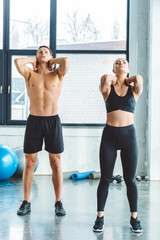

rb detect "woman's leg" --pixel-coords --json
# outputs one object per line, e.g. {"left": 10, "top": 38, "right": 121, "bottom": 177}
{"left": 120, "top": 126, "right": 143, "bottom": 233}
{"left": 120, "top": 126, "right": 138, "bottom": 216}
{"left": 97, "top": 127, "right": 117, "bottom": 217}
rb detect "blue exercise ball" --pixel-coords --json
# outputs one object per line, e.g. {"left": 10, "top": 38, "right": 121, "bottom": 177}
{"left": 13, "top": 146, "right": 39, "bottom": 178}
{"left": 0, "top": 144, "right": 18, "bottom": 180}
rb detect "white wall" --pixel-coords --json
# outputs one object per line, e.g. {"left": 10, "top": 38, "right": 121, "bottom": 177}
{"left": 149, "top": 0, "right": 160, "bottom": 180}
{"left": 129, "top": 0, "right": 149, "bottom": 176}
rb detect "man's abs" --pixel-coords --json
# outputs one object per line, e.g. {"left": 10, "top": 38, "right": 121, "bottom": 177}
{"left": 29, "top": 99, "right": 58, "bottom": 116}
{"left": 27, "top": 82, "right": 61, "bottom": 116}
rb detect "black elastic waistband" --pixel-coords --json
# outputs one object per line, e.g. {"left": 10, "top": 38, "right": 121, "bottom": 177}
{"left": 29, "top": 114, "right": 59, "bottom": 120}
{"left": 105, "top": 124, "right": 134, "bottom": 130}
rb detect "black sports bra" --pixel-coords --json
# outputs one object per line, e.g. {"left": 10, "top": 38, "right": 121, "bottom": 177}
{"left": 105, "top": 85, "right": 136, "bottom": 113}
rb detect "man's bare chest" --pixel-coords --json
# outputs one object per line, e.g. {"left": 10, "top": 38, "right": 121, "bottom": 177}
{"left": 27, "top": 75, "right": 60, "bottom": 92}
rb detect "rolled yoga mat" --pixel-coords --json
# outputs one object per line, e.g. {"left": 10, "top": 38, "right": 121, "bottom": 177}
{"left": 63, "top": 171, "right": 79, "bottom": 180}
{"left": 89, "top": 172, "right": 101, "bottom": 180}
{"left": 71, "top": 171, "right": 95, "bottom": 180}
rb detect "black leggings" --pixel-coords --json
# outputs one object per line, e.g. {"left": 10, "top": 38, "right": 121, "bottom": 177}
{"left": 97, "top": 124, "right": 138, "bottom": 212}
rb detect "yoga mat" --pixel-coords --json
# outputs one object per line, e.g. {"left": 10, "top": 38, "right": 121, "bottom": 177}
{"left": 71, "top": 171, "right": 95, "bottom": 180}
{"left": 63, "top": 171, "right": 79, "bottom": 180}
{"left": 89, "top": 172, "right": 101, "bottom": 180}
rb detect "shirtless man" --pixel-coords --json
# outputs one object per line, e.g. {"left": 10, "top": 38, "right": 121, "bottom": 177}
{"left": 14, "top": 46, "right": 69, "bottom": 216}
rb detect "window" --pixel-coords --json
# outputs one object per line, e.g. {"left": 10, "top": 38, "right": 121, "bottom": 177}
{"left": 58, "top": 53, "right": 126, "bottom": 124}
{"left": 10, "top": 0, "right": 50, "bottom": 49}
{"left": 0, "top": 0, "right": 129, "bottom": 125}
{"left": 57, "top": 0, "right": 127, "bottom": 51}
{"left": 3, "top": 0, "right": 54, "bottom": 124}
{"left": 11, "top": 56, "right": 30, "bottom": 120}
{"left": 56, "top": 0, "right": 129, "bottom": 124}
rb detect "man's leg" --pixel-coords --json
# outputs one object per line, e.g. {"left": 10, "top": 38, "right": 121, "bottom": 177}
{"left": 17, "top": 152, "right": 38, "bottom": 216}
{"left": 23, "top": 153, "right": 38, "bottom": 202}
{"left": 49, "top": 153, "right": 63, "bottom": 202}
{"left": 49, "top": 152, "right": 65, "bottom": 216}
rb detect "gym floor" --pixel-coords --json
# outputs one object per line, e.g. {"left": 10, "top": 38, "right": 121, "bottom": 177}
{"left": 0, "top": 176, "right": 159, "bottom": 240}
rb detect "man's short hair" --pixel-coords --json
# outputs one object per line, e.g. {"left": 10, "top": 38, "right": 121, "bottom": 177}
{"left": 36, "top": 45, "right": 53, "bottom": 55}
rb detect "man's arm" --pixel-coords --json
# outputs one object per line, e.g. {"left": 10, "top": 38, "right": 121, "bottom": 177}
{"left": 49, "top": 57, "right": 70, "bottom": 78}
{"left": 125, "top": 75, "right": 143, "bottom": 96}
{"left": 14, "top": 57, "right": 36, "bottom": 79}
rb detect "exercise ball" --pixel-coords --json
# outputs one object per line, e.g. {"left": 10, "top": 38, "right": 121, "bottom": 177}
{"left": 0, "top": 144, "right": 18, "bottom": 180}
{"left": 13, "top": 146, "right": 39, "bottom": 178}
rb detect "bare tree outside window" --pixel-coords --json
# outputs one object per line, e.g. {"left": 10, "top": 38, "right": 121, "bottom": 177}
{"left": 65, "top": 10, "right": 99, "bottom": 43}
{"left": 10, "top": 0, "right": 50, "bottom": 49}
{"left": 28, "top": 18, "right": 49, "bottom": 45}
{"left": 10, "top": 21, "right": 28, "bottom": 48}
{"left": 10, "top": 17, "right": 49, "bottom": 49}
{"left": 112, "top": 20, "right": 126, "bottom": 40}
{"left": 112, "top": 20, "right": 120, "bottom": 40}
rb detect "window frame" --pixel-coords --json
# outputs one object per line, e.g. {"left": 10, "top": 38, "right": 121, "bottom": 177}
{"left": 0, "top": 0, "right": 130, "bottom": 126}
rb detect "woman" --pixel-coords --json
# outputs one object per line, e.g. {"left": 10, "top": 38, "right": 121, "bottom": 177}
{"left": 93, "top": 58, "right": 143, "bottom": 233}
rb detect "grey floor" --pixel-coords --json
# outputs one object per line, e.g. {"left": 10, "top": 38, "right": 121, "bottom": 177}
{"left": 0, "top": 176, "right": 160, "bottom": 240}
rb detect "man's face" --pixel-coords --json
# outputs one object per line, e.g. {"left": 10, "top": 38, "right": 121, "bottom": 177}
{"left": 37, "top": 47, "right": 52, "bottom": 63}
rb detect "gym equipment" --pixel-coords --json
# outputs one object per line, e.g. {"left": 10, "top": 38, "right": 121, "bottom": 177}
{"left": 89, "top": 173, "right": 123, "bottom": 182}
{"left": 89, "top": 172, "right": 101, "bottom": 180}
{"left": 144, "top": 176, "right": 149, "bottom": 181}
{"left": 13, "top": 146, "right": 39, "bottom": 178}
{"left": 63, "top": 171, "right": 79, "bottom": 180}
{"left": 135, "top": 176, "right": 142, "bottom": 181}
{"left": 141, "top": 176, "right": 150, "bottom": 181}
{"left": 0, "top": 144, "right": 18, "bottom": 180}
{"left": 71, "top": 171, "right": 95, "bottom": 180}
{"left": 112, "top": 175, "right": 123, "bottom": 183}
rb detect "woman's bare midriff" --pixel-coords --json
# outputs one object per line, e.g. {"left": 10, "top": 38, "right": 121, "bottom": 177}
{"left": 106, "top": 110, "right": 134, "bottom": 127}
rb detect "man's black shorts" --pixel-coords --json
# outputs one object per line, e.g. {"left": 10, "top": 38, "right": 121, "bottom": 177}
{"left": 24, "top": 115, "right": 64, "bottom": 154}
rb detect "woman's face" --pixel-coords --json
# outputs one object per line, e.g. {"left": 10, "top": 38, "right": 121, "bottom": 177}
{"left": 113, "top": 58, "right": 129, "bottom": 75}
